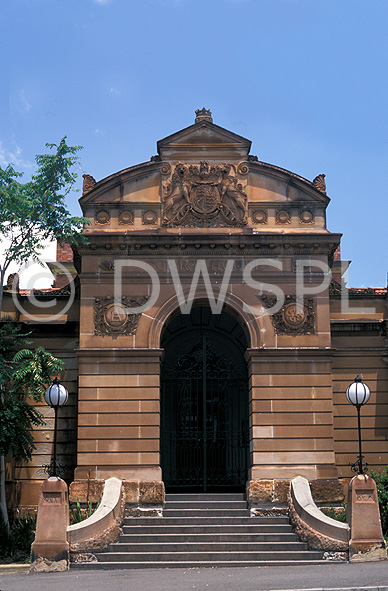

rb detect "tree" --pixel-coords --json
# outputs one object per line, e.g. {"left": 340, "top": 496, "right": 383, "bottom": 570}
{"left": 0, "top": 137, "right": 88, "bottom": 312}
{"left": 0, "top": 138, "right": 89, "bottom": 525}
{"left": 0, "top": 325, "right": 64, "bottom": 525}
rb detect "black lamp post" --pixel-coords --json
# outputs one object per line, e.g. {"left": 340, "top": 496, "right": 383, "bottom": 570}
{"left": 44, "top": 377, "right": 68, "bottom": 477}
{"left": 346, "top": 375, "right": 371, "bottom": 475}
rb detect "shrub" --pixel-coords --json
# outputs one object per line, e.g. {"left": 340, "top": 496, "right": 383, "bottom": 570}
{"left": 69, "top": 500, "right": 100, "bottom": 524}
{"left": 322, "top": 503, "right": 347, "bottom": 523}
{"left": 371, "top": 466, "right": 388, "bottom": 537}
{"left": 0, "top": 513, "right": 36, "bottom": 563}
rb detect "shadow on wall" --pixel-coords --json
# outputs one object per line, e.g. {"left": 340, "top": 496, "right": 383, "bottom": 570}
{"left": 375, "top": 367, "right": 388, "bottom": 439}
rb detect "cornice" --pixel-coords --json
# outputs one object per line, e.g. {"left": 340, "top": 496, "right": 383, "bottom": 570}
{"left": 75, "top": 232, "right": 341, "bottom": 257}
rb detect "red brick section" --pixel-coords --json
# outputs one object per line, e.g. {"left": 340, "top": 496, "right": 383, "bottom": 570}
{"left": 333, "top": 245, "right": 341, "bottom": 261}
{"left": 57, "top": 242, "right": 73, "bottom": 263}
{"left": 54, "top": 242, "right": 75, "bottom": 288}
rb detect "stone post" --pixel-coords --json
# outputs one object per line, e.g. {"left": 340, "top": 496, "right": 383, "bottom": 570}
{"left": 348, "top": 474, "right": 387, "bottom": 562}
{"left": 30, "top": 477, "right": 69, "bottom": 572}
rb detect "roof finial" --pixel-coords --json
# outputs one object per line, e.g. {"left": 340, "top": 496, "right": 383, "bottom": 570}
{"left": 195, "top": 107, "right": 213, "bottom": 124}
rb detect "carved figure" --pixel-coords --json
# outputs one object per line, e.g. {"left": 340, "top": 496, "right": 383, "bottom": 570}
{"left": 220, "top": 169, "right": 247, "bottom": 223}
{"left": 162, "top": 163, "right": 190, "bottom": 223}
{"left": 312, "top": 174, "right": 326, "bottom": 194}
{"left": 82, "top": 174, "right": 96, "bottom": 194}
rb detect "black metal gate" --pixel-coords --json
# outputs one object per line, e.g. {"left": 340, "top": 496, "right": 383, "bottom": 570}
{"left": 161, "top": 332, "right": 248, "bottom": 491}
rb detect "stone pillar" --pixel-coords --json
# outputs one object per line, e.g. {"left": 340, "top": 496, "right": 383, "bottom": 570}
{"left": 348, "top": 474, "right": 387, "bottom": 562}
{"left": 247, "top": 348, "right": 338, "bottom": 482}
{"left": 75, "top": 348, "right": 163, "bottom": 481}
{"left": 30, "top": 477, "right": 69, "bottom": 572}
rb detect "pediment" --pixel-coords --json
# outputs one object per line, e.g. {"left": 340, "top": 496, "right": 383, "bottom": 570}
{"left": 157, "top": 121, "right": 251, "bottom": 161}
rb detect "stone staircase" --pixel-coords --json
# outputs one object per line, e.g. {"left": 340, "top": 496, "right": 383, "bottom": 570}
{"left": 72, "top": 493, "right": 328, "bottom": 569}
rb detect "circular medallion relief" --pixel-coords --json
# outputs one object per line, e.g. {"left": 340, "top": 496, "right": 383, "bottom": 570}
{"left": 276, "top": 210, "right": 290, "bottom": 224}
{"left": 252, "top": 209, "right": 267, "bottom": 224}
{"left": 142, "top": 210, "right": 157, "bottom": 224}
{"left": 104, "top": 303, "right": 128, "bottom": 329}
{"left": 300, "top": 210, "right": 314, "bottom": 224}
{"left": 119, "top": 210, "right": 134, "bottom": 225}
{"left": 95, "top": 210, "right": 110, "bottom": 225}
{"left": 283, "top": 302, "right": 306, "bottom": 328}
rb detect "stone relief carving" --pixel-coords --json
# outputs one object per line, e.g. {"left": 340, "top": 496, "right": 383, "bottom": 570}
{"left": 252, "top": 209, "right": 267, "bottom": 224}
{"left": 82, "top": 174, "right": 96, "bottom": 194}
{"left": 5, "top": 273, "right": 20, "bottom": 291}
{"left": 276, "top": 210, "right": 291, "bottom": 224}
{"left": 162, "top": 161, "right": 247, "bottom": 228}
{"left": 261, "top": 294, "right": 315, "bottom": 335}
{"left": 300, "top": 210, "right": 314, "bottom": 224}
{"left": 100, "top": 260, "right": 115, "bottom": 271}
{"left": 142, "top": 210, "right": 158, "bottom": 225}
{"left": 119, "top": 210, "right": 134, "bottom": 225}
{"left": 94, "top": 296, "right": 148, "bottom": 338}
{"left": 313, "top": 174, "right": 326, "bottom": 194}
{"left": 95, "top": 210, "right": 110, "bottom": 225}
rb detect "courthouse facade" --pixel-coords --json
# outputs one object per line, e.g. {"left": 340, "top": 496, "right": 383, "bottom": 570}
{"left": 2, "top": 109, "right": 388, "bottom": 509}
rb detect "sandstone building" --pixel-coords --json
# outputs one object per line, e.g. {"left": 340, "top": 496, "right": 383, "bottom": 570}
{"left": 2, "top": 109, "right": 387, "bottom": 510}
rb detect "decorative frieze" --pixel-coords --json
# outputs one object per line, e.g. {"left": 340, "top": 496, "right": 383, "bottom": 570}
{"left": 94, "top": 296, "right": 148, "bottom": 338}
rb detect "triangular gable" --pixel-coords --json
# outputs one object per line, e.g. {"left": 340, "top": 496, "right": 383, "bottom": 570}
{"left": 157, "top": 120, "right": 252, "bottom": 161}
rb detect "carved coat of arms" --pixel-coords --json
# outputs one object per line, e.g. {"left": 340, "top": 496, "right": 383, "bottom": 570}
{"left": 162, "top": 161, "right": 247, "bottom": 227}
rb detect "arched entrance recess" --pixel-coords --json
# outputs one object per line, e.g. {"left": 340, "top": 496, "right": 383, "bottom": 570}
{"left": 160, "top": 305, "right": 249, "bottom": 492}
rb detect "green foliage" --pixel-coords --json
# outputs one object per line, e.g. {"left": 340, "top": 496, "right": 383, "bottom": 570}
{"left": 322, "top": 503, "right": 347, "bottom": 523}
{"left": 371, "top": 466, "right": 388, "bottom": 536}
{"left": 0, "top": 322, "right": 64, "bottom": 461}
{"left": 0, "top": 137, "right": 88, "bottom": 271}
{"left": 69, "top": 500, "right": 100, "bottom": 524}
{"left": 0, "top": 512, "right": 36, "bottom": 563}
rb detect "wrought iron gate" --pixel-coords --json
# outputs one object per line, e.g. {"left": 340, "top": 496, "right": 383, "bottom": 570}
{"left": 161, "top": 334, "right": 248, "bottom": 491}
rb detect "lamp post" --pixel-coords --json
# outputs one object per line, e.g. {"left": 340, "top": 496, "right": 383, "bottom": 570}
{"left": 346, "top": 375, "right": 370, "bottom": 475}
{"left": 44, "top": 377, "right": 68, "bottom": 477}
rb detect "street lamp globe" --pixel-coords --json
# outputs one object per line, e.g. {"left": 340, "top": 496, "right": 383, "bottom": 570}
{"left": 346, "top": 375, "right": 370, "bottom": 407}
{"left": 44, "top": 377, "right": 68, "bottom": 408}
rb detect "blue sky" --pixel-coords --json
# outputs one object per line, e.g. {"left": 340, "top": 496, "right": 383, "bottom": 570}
{"left": 1, "top": 0, "right": 387, "bottom": 287}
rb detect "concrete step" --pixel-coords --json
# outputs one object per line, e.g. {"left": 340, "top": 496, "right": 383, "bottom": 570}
{"left": 94, "top": 550, "right": 325, "bottom": 562}
{"left": 118, "top": 532, "right": 298, "bottom": 543}
{"left": 123, "top": 516, "right": 289, "bottom": 526}
{"left": 109, "top": 542, "right": 309, "bottom": 552}
{"left": 72, "top": 494, "right": 324, "bottom": 570}
{"left": 165, "top": 500, "right": 248, "bottom": 510}
{"left": 121, "top": 523, "right": 293, "bottom": 534}
{"left": 165, "top": 493, "right": 246, "bottom": 501}
{"left": 71, "top": 559, "right": 331, "bottom": 570}
{"left": 162, "top": 508, "right": 250, "bottom": 517}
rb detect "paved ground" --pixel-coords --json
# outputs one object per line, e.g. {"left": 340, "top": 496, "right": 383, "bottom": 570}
{"left": 1, "top": 562, "right": 388, "bottom": 591}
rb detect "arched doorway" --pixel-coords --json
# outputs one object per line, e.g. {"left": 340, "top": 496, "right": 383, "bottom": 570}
{"left": 160, "top": 306, "right": 249, "bottom": 491}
